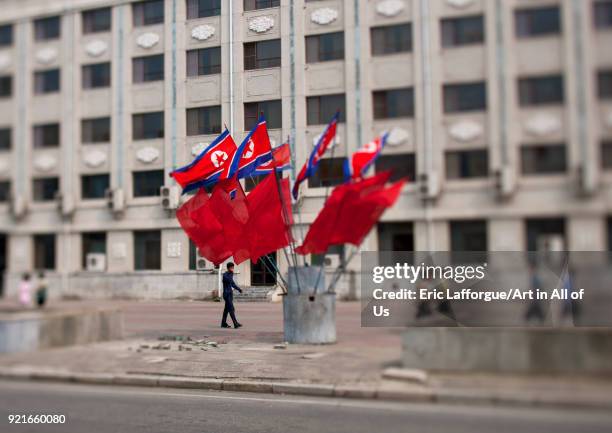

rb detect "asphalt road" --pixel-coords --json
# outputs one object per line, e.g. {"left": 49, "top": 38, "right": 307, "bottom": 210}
{"left": 1, "top": 380, "right": 612, "bottom": 433}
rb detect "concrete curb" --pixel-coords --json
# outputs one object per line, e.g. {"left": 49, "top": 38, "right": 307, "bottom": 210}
{"left": 0, "top": 367, "right": 610, "bottom": 410}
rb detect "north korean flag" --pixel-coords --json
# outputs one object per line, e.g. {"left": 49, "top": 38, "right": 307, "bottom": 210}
{"left": 292, "top": 111, "right": 339, "bottom": 199}
{"left": 343, "top": 133, "right": 388, "bottom": 181}
{"left": 236, "top": 117, "right": 273, "bottom": 180}
{"left": 252, "top": 142, "right": 291, "bottom": 176}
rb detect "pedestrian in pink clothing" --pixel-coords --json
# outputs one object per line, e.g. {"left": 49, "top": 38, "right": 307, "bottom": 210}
{"left": 19, "top": 273, "right": 32, "bottom": 308}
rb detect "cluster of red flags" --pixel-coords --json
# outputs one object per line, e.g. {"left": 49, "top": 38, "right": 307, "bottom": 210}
{"left": 296, "top": 171, "right": 406, "bottom": 255}
{"left": 177, "top": 173, "right": 293, "bottom": 266}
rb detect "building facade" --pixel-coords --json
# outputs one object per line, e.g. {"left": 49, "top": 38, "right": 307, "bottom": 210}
{"left": 0, "top": 0, "right": 611, "bottom": 299}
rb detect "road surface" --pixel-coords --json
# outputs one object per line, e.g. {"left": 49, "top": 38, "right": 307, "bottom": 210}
{"left": 1, "top": 380, "right": 612, "bottom": 433}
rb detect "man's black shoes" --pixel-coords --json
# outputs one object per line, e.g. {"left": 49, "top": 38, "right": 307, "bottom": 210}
{"left": 234, "top": 323, "right": 243, "bottom": 329}
{"left": 221, "top": 323, "right": 231, "bottom": 328}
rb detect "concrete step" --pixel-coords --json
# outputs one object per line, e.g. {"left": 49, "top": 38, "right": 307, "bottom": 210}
{"left": 234, "top": 287, "right": 273, "bottom": 302}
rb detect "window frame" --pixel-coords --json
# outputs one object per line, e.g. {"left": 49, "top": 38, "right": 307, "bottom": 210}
{"left": 305, "top": 31, "right": 345, "bottom": 63}
{"left": 81, "top": 173, "right": 110, "bottom": 200}
{"left": 186, "top": 0, "right": 221, "bottom": 19}
{"left": 132, "top": 0, "right": 165, "bottom": 27}
{"left": 82, "top": 7, "right": 112, "bottom": 34}
{"left": 370, "top": 23, "right": 412, "bottom": 56}
{"left": 34, "top": 16, "right": 61, "bottom": 41}
{"left": 520, "top": 144, "right": 567, "bottom": 175}
{"left": 443, "top": 81, "right": 487, "bottom": 113}
{"left": 186, "top": 47, "right": 221, "bottom": 77}
{"left": 244, "top": 99, "right": 282, "bottom": 130}
{"left": 244, "top": 39, "right": 281, "bottom": 70}
{"left": 32, "top": 177, "right": 59, "bottom": 202}
{"left": 82, "top": 62, "right": 111, "bottom": 89}
{"left": 186, "top": 106, "right": 222, "bottom": 136}
{"left": 440, "top": 14, "right": 485, "bottom": 47}
{"left": 132, "top": 112, "right": 164, "bottom": 140}
{"left": 34, "top": 69, "right": 60, "bottom": 94}
{"left": 373, "top": 87, "right": 414, "bottom": 119}
{"left": 133, "top": 54, "right": 165, "bottom": 83}
{"left": 132, "top": 169, "right": 165, "bottom": 198}
{"left": 306, "top": 94, "right": 346, "bottom": 125}
{"left": 134, "top": 230, "right": 162, "bottom": 271}
{"left": 445, "top": 149, "right": 489, "bottom": 180}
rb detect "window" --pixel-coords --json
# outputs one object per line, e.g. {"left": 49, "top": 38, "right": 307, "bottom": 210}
{"left": 244, "top": 99, "right": 282, "bottom": 130}
{"left": 33, "top": 177, "right": 59, "bottom": 202}
{"left": 133, "top": 0, "right": 164, "bottom": 27}
{"left": 133, "top": 170, "right": 164, "bottom": 197}
{"left": 244, "top": 39, "right": 281, "bottom": 70}
{"left": 33, "top": 124, "right": 60, "bottom": 148}
{"left": 133, "top": 112, "right": 164, "bottom": 140}
{"left": 525, "top": 218, "right": 565, "bottom": 251}
{"left": 82, "top": 232, "right": 106, "bottom": 269}
{"left": 82, "top": 8, "right": 111, "bottom": 34}
{"left": 82, "top": 62, "right": 111, "bottom": 89}
{"left": 82, "top": 117, "right": 110, "bottom": 144}
{"left": 0, "top": 76, "right": 12, "bottom": 97}
{"left": 186, "top": 106, "right": 221, "bottom": 135}
{"left": 518, "top": 75, "right": 564, "bottom": 106}
{"left": 445, "top": 150, "right": 488, "bottom": 179}
{"left": 371, "top": 23, "right": 412, "bottom": 55}
{"left": 520, "top": 144, "right": 566, "bottom": 175}
{"left": 378, "top": 223, "right": 414, "bottom": 252}
{"left": 244, "top": 0, "right": 280, "bottom": 12}
{"left": 251, "top": 253, "right": 277, "bottom": 286}
{"left": 134, "top": 230, "right": 161, "bottom": 270}
{"left": 187, "top": 0, "right": 221, "bottom": 19}
{"left": 598, "top": 70, "right": 612, "bottom": 99}
{"left": 133, "top": 55, "right": 164, "bottom": 83}
{"left": 34, "top": 234, "right": 56, "bottom": 270}
{"left": 0, "top": 181, "right": 10, "bottom": 202}
{"left": 187, "top": 47, "right": 221, "bottom": 76}
{"left": 515, "top": 6, "right": 561, "bottom": 38}
{"left": 245, "top": 174, "right": 266, "bottom": 192}
{"left": 34, "top": 69, "right": 60, "bottom": 94}
{"left": 443, "top": 82, "right": 487, "bottom": 113}
{"left": 450, "top": 220, "right": 488, "bottom": 251}
{"left": 441, "top": 15, "right": 484, "bottom": 47}
{"left": 81, "top": 174, "right": 109, "bottom": 200}
{"left": 375, "top": 153, "right": 416, "bottom": 182}
{"left": 0, "top": 128, "right": 10, "bottom": 150}
{"left": 308, "top": 157, "right": 345, "bottom": 188}
{"left": 602, "top": 141, "right": 612, "bottom": 170}
{"left": 306, "top": 32, "right": 344, "bottom": 63}
{"left": 34, "top": 16, "right": 61, "bottom": 41}
{"left": 373, "top": 88, "right": 414, "bottom": 119}
{"left": 594, "top": 1, "right": 612, "bottom": 29}
{"left": 0, "top": 24, "right": 13, "bottom": 46}
{"left": 306, "top": 94, "right": 346, "bottom": 125}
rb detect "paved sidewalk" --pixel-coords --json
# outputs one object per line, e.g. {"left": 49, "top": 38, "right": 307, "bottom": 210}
{"left": 1, "top": 300, "right": 611, "bottom": 409}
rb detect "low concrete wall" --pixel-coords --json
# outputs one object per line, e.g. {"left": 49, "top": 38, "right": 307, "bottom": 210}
{"left": 403, "top": 328, "right": 612, "bottom": 374}
{"left": 0, "top": 307, "right": 123, "bottom": 353}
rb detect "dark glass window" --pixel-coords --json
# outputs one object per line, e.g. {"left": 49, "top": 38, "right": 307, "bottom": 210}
{"left": 81, "top": 174, "right": 109, "bottom": 200}
{"left": 82, "top": 8, "right": 111, "bottom": 34}
{"left": 594, "top": 1, "right": 612, "bottom": 29}
{"left": 446, "top": 150, "right": 488, "bottom": 179}
{"left": 515, "top": 6, "right": 561, "bottom": 38}
{"left": 187, "top": 0, "right": 221, "bottom": 19}
{"left": 33, "top": 124, "right": 60, "bottom": 148}
{"left": 133, "top": 0, "right": 164, "bottom": 27}
{"left": 34, "top": 16, "right": 61, "bottom": 41}
{"left": 375, "top": 153, "right": 416, "bottom": 182}
{"left": 82, "top": 62, "right": 111, "bottom": 89}
{"left": 133, "top": 55, "right": 164, "bottom": 83}
{"left": 34, "top": 234, "right": 56, "bottom": 270}
{"left": 373, "top": 88, "right": 414, "bottom": 119}
{"left": 33, "top": 177, "right": 59, "bottom": 201}
{"left": 133, "top": 170, "right": 164, "bottom": 197}
{"left": 244, "top": 39, "right": 281, "bottom": 70}
{"left": 82, "top": 232, "right": 106, "bottom": 269}
{"left": 520, "top": 144, "right": 567, "bottom": 175}
{"left": 306, "top": 32, "right": 344, "bottom": 63}
{"left": 244, "top": 0, "right": 280, "bottom": 12}
{"left": 526, "top": 218, "right": 565, "bottom": 251}
{"left": 82, "top": 117, "right": 110, "bottom": 144}
{"left": 245, "top": 174, "right": 266, "bottom": 192}
{"left": 34, "top": 69, "right": 60, "bottom": 94}
{"left": 134, "top": 230, "right": 161, "bottom": 270}
{"left": 0, "top": 128, "right": 10, "bottom": 150}
{"left": 441, "top": 15, "right": 484, "bottom": 47}
{"left": 186, "top": 106, "right": 222, "bottom": 135}
{"left": 308, "top": 157, "right": 345, "bottom": 188}
{"left": 450, "top": 220, "right": 488, "bottom": 251}
{"left": 598, "top": 70, "right": 612, "bottom": 99}
{"left": 371, "top": 23, "right": 412, "bottom": 55}
{"left": 244, "top": 99, "right": 282, "bottom": 130}
{"left": 133, "top": 112, "right": 164, "bottom": 140}
{"left": 187, "top": 47, "right": 221, "bottom": 76}
{"left": 518, "top": 75, "right": 564, "bottom": 106}
{"left": 0, "top": 24, "right": 13, "bottom": 46}
{"left": 377, "top": 223, "right": 414, "bottom": 256}
{"left": 0, "top": 181, "right": 10, "bottom": 202}
{"left": 601, "top": 141, "right": 612, "bottom": 170}
{"left": 306, "top": 94, "right": 346, "bottom": 125}
{"left": 443, "top": 82, "right": 487, "bottom": 113}
{"left": 0, "top": 76, "right": 11, "bottom": 97}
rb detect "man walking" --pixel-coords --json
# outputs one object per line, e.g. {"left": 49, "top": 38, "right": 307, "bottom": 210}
{"left": 221, "top": 262, "right": 243, "bottom": 328}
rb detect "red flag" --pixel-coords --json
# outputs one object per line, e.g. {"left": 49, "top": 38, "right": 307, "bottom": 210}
{"left": 246, "top": 173, "right": 293, "bottom": 263}
{"left": 344, "top": 134, "right": 387, "bottom": 180}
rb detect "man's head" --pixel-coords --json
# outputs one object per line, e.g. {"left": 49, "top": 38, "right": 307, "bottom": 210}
{"left": 227, "top": 262, "right": 235, "bottom": 273}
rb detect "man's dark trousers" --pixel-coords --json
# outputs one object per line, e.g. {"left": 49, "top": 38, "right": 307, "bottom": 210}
{"left": 222, "top": 291, "right": 239, "bottom": 327}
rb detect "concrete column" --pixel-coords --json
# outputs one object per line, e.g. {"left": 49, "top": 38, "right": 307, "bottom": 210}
{"left": 568, "top": 215, "right": 606, "bottom": 251}
{"left": 161, "top": 228, "right": 189, "bottom": 272}
{"left": 489, "top": 218, "right": 524, "bottom": 251}
{"left": 106, "top": 230, "right": 132, "bottom": 272}
{"left": 414, "top": 220, "right": 449, "bottom": 251}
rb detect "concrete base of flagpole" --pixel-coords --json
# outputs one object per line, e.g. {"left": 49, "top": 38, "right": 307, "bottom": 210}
{"left": 283, "top": 266, "right": 336, "bottom": 344}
